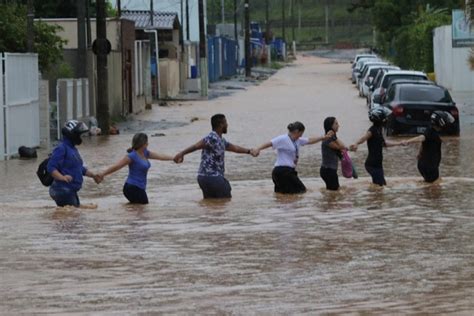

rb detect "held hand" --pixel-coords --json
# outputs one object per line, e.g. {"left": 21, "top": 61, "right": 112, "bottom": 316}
{"left": 62, "top": 175, "right": 73, "bottom": 183}
{"left": 324, "top": 130, "right": 335, "bottom": 139}
{"left": 401, "top": 140, "right": 408, "bottom": 146}
{"left": 349, "top": 144, "right": 358, "bottom": 152}
{"left": 250, "top": 148, "right": 259, "bottom": 157}
{"left": 93, "top": 173, "right": 104, "bottom": 184}
{"left": 173, "top": 153, "right": 184, "bottom": 164}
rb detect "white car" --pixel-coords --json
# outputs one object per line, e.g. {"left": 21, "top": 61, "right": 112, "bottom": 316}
{"left": 352, "top": 57, "right": 381, "bottom": 84}
{"left": 351, "top": 54, "right": 378, "bottom": 68}
{"left": 356, "top": 61, "right": 389, "bottom": 91}
{"left": 359, "top": 65, "right": 400, "bottom": 97}
{"left": 370, "top": 70, "right": 428, "bottom": 108}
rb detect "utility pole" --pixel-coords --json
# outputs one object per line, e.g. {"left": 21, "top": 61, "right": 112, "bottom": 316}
{"left": 198, "top": 0, "right": 208, "bottom": 96}
{"left": 26, "top": 0, "right": 34, "bottom": 52}
{"left": 86, "top": 0, "right": 92, "bottom": 48}
{"left": 117, "top": 0, "right": 121, "bottom": 17}
{"left": 221, "top": 0, "right": 225, "bottom": 24}
{"left": 234, "top": 0, "right": 238, "bottom": 42}
{"left": 244, "top": 0, "right": 251, "bottom": 77}
{"left": 150, "top": 0, "right": 154, "bottom": 26}
{"left": 291, "top": 0, "right": 295, "bottom": 42}
{"left": 234, "top": 0, "right": 239, "bottom": 69}
{"left": 77, "top": 0, "right": 87, "bottom": 78}
{"left": 298, "top": 0, "right": 301, "bottom": 41}
{"left": 281, "top": 0, "right": 286, "bottom": 42}
{"left": 96, "top": 0, "right": 110, "bottom": 134}
{"left": 325, "top": 1, "right": 329, "bottom": 44}
{"left": 265, "top": 0, "right": 270, "bottom": 44}
{"left": 186, "top": 0, "right": 190, "bottom": 40}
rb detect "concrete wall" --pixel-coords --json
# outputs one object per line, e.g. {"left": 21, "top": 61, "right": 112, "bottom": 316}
{"left": 40, "top": 18, "right": 123, "bottom": 50}
{"left": 433, "top": 25, "right": 474, "bottom": 93}
{"left": 39, "top": 80, "right": 50, "bottom": 149}
{"left": 159, "top": 59, "right": 180, "bottom": 98}
{"left": 107, "top": 51, "right": 123, "bottom": 118}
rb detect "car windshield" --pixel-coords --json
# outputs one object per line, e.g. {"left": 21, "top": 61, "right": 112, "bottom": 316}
{"left": 400, "top": 86, "right": 452, "bottom": 103}
{"left": 383, "top": 75, "right": 427, "bottom": 88}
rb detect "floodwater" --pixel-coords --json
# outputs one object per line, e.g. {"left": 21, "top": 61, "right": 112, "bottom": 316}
{"left": 1, "top": 54, "right": 474, "bottom": 314}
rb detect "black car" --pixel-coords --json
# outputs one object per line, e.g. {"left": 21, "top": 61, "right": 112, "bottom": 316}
{"left": 382, "top": 84, "right": 460, "bottom": 136}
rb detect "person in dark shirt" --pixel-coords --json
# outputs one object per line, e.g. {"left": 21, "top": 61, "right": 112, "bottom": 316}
{"left": 320, "top": 117, "right": 347, "bottom": 191}
{"left": 403, "top": 111, "right": 455, "bottom": 183}
{"left": 47, "top": 120, "right": 101, "bottom": 207}
{"left": 350, "top": 107, "right": 403, "bottom": 186}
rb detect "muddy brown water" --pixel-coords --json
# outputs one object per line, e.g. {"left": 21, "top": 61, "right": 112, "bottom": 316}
{"left": 1, "top": 55, "right": 473, "bottom": 314}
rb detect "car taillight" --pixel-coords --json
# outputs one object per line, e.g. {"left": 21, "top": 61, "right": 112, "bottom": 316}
{"left": 392, "top": 105, "right": 404, "bottom": 117}
{"left": 450, "top": 107, "right": 459, "bottom": 118}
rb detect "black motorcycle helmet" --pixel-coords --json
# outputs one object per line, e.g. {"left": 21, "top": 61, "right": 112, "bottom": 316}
{"left": 369, "top": 106, "right": 392, "bottom": 124}
{"left": 62, "top": 120, "right": 89, "bottom": 145}
{"left": 431, "top": 110, "right": 455, "bottom": 128}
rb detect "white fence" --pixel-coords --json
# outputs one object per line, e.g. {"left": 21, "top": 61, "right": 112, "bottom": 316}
{"left": 433, "top": 25, "right": 474, "bottom": 92}
{"left": 1, "top": 53, "right": 39, "bottom": 160}
{"left": 56, "top": 78, "right": 90, "bottom": 140}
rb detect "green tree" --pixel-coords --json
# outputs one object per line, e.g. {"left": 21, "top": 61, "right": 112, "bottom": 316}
{"left": 0, "top": 4, "right": 67, "bottom": 72}
{"left": 34, "top": 0, "right": 117, "bottom": 18}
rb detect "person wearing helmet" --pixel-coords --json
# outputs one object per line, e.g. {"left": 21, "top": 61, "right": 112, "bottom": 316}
{"left": 403, "top": 111, "right": 455, "bottom": 183}
{"left": 349, "top": 107, "right": 404, "bottom": 186}
{"left": 97, "top": 133, "right": 175, "bottom": 204}
{"left": 47, "top": 120, "right": 100, "bottom": 207}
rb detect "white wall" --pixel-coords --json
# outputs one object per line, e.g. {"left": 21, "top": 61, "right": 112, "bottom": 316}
{"left": 433, "top": 25, "right": 474, "bottom": 92}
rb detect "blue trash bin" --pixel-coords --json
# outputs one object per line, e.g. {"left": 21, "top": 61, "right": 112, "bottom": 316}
{"left": 191, "top": 65, "right": 197, "bottom": 78}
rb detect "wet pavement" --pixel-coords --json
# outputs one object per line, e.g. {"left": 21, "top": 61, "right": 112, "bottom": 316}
{"left": 1, "top": 54, "right": 473, "bottom": 314}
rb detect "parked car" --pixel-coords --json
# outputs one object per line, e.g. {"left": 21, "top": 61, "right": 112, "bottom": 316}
{"left": 356, "top": 61, "right": 388, "bottom": 91}
{"left": 370, "top": 70, "right": 428, "bottom": 108}
{"left": 360, "top": 65, "right": 400, "bottom": 98}
{"left": 366, "top": 68, "right": 391, "bottom": 106}
{"left": 381, "top": 83, "right": 460, "bottom": 136}
{"left": 352, "top": 57, "right": 380, "bottom": 84}
{"left": 381, "top": 79, "right": 436, "bottom": 103}
{"left": 351, "top": 54, "right": 377, "bottom": 68}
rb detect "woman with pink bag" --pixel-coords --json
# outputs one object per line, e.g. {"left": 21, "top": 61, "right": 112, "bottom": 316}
{"left": 320, "top": 117, "right": 348, "bottom": 191}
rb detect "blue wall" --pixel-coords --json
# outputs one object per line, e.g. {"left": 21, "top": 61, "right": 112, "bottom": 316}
{"left": 208, "top": 36, "right": 238, "bottom": 83}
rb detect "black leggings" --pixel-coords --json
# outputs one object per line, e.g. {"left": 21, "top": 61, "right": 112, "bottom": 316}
{"left": 417, "top": 161, "right": 439, "bottom": 183}
{"left": 272, "top": 166, "right": 306, "bottom": 194}
{"left": 123, "top": 183, "right": 149, "bottom": 204}
{"left": 320, "top": 166, "right": 340, "bottom": 191}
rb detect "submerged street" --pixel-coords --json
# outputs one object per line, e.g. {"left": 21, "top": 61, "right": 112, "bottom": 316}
{"left": 1, "top": 55, "right": 474, "bottom": 314}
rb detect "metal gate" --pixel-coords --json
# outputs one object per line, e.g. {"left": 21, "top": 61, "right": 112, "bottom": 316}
{"left": 1, "top": 53, "right": 39, "bottom": 160}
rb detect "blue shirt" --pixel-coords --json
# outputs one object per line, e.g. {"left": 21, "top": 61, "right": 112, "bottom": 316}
{"left": 126, "top": 149, "right": 151, "bottom": 190}
{"left": 198, "top": 131, "right": 230, "bottom": 177}
{"left": 47, "top": 138, "right": 87, "bottom": 191}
